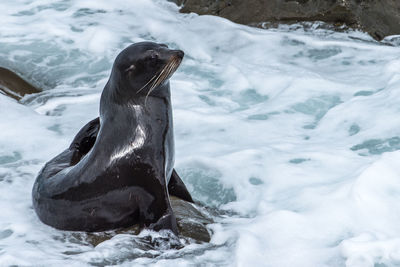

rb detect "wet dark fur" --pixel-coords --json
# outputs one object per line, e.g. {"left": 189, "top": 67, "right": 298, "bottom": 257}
{"left": 32, "top": 42, "right": 193, "bottom": 234}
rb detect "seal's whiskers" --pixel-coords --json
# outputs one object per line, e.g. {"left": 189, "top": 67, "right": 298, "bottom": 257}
{"left": 145, "top": 59, "right": 179, "bottom": 105}
{"left": 136, "top": 72, "right": 158, "bottom": 94}
{"left": 137, "top": 59, "right": 173, "bottom": 94}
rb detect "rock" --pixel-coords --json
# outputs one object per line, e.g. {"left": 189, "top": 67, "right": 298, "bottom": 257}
{"left": 170, "top": 196, "right": 213, "bottom": 243}
{"left": 171, "top": 0, "right": 400, "bottom": 40}
{"left": 86, "top": 196, "right": 213, "bottom": 247}
{"left": 0, "top": 67, "right": 40, "bottom": 100}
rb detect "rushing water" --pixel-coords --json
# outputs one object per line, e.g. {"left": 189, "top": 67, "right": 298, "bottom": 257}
{"left": 1, "top": 0, "right": 400, "bottom": 266}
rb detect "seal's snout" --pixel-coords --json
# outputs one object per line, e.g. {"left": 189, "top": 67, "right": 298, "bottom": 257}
{"left": 173, "top": 50, "right": 184, "bottom": 60}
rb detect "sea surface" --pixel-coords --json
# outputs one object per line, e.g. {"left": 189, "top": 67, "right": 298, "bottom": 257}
{"left": 1, "top": 0, "right": 400, "bottom": 266}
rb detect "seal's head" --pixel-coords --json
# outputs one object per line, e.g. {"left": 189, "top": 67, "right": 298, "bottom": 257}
{"left": 111, "top": 42, "right": 184, "bottom": 98}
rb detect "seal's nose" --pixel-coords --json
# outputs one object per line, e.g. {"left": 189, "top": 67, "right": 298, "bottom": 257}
{"left": 173, "top": 50, "right": 184, "bottom": 59}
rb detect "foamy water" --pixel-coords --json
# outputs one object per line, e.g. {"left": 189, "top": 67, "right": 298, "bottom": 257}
{"left": 1, "top": 0, "right": 400, "bottom": 266}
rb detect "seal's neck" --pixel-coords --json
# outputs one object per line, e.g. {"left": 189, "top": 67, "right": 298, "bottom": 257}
{"left": 99, "top": 80, "right": 171, "bottom": 118}
{"left": 92, "top": 82, "right": 173, "bottom": 165}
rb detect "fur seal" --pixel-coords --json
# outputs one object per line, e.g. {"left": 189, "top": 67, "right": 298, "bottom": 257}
{"left": 32, "top": 42, "right": 193, "bottom": 234}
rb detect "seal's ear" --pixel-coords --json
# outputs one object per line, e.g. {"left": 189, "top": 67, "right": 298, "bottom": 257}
{"left": 125, "top": 64, "right": 135, "bottom": 73}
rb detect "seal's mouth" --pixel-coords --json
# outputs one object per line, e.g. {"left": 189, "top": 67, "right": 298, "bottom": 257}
{"left": 137, "top": 50, "right": 184, "bottom": 96}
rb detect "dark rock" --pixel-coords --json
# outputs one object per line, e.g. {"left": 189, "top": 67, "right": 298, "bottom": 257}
{"left": 0, "top": 67, "right": 40, "bottom": 100}
{"left": 86, "top": 196, "right": 213, "bottom": 247}
{"left": 170, "top": 196, "right": 213, "bottom": 243}
{"left": 171, "top": 0, "right": 400, "bottom": 40}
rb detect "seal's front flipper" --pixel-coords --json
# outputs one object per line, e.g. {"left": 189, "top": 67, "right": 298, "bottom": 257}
{"left": 168, "top": 169, "right": 194, "bottom": 203}
{"left": 69, "top": 117, "right": 100, "bottom": 164}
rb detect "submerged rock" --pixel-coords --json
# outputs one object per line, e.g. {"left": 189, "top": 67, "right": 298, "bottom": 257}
{"left": 0, "top": 67, "right": 40, "bottom": 100}
{"left": 86, "top": 196, "right": 213, "bottom": 247}
{"left": 171, "top": 0, "right": 400, "bottom": 40}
